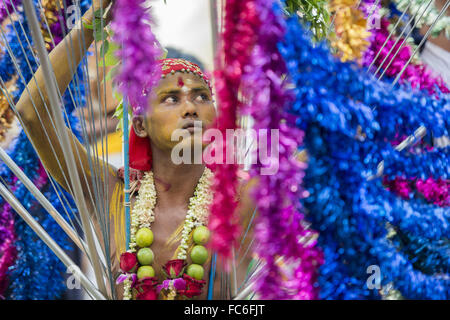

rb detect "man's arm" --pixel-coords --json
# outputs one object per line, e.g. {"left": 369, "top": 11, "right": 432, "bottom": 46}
{"left": 15, "top": 1, "right": 113, "bottom": 194}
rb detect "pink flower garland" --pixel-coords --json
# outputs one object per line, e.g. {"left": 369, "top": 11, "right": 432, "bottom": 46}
{"left": 111, "top": 0, "right": 161, "bottom": 114}
{"left": 208, "top": 0, "right": 260, "bottom": 262}
{"left": 0, "top": 202, "right": 17, "bottom": 298}
{"left": 240, "top": 0, "right": 323, "bottom": 299}
{"left": 363, "top": 18, "right": 449, "bottom": 94}
{"left": 384, "top": 177, "right": 449, "bottom": 207}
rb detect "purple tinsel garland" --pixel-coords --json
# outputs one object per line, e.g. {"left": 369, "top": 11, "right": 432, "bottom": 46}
{"left": 110, "top": 0, "right": 161, "bottom": 114}
{"left": 0, "top": 0, "right": 21, "bottom": 25}
{"left": 241, "top": 0, "right": 323, "bottom": 299}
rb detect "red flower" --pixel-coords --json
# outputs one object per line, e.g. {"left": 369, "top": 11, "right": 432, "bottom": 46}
{"left": 136, "top": 288, "right": 158, "bottom": 300}
{"left": 183, "top": 273, "right": 206, "bottom": 291}
{"left": 162, "top": 259, "right": 187, "bottom": 279}
{"left": 177, "top": 289, "right": 203, "bottom": 299}
{"left": 119, "top": 252, "right": 138, "bottom": 273}
{"left": 135, "top": 277, "right": 159, "bottom": 289}
{"left": 135, "top": 276, "right": 159, "bottom": 300}
{"left": 178, "top": 274, "right": 206, "bottom": 298}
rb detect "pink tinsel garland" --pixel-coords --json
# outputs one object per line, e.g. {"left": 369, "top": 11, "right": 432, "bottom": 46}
{"left": 363, "top": 18, "right": 449, "bottom": 95}
{"left": 384, "top": 176, "right": 449, "bottom": 207}
{"left": 0, "top": 203, "right": 17, "bottom": 298}
{"left": 0, "top": 165, "right": 48, "bottom": 297}
{"left": 208, "top": 0, "right": 260, "bottom": 262}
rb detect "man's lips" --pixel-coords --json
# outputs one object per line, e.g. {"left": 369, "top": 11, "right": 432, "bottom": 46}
{"left": 182, "top": 121, "right": 204, "bottom": 132}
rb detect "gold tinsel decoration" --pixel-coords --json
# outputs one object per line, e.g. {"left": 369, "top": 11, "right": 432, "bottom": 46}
{"left": 329, "top": 0, "right": 372, "bottom": 62}
{"left": 0, "top": 92, "right": 14, "bottom": 142}
{"left": 40, "top": 0, "right": 64, "bottom": 50}
{"left": 0, "top": 1, "right": 62, "bottom": 140}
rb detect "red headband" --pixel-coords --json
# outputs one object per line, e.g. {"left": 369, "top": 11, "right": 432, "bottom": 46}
{"left": 128, "top": 58, "right": 211, "bottom": 172}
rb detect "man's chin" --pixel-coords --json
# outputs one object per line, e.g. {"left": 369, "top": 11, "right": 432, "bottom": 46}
{"left": 170, "top": 136, "right": 206, "bottom": 165}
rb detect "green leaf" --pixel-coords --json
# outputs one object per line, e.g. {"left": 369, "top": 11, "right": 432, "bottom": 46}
{"left": 284, "top": 0, "right": 331, "bottom": 42}
{"left": 113, "top": 98, "right": 133, "bottom": 132}
{"left": 104, "top": 41, "right": 120, "bottom": 67}
{"left": 113, "top": 100, "right": 124, "bottom": 119}
{"left": 100, "top": 40, "right": 109, "bottom": 59}
{"left": 93, "top": 18, "right": 104, "bottom": 30}
{"left": 94, "top": 8, "right": 103, "bottom": 18}
{"left": 103, "top": 64, "right": 120, "bottom": 83}
{"left": 113, "top": 89, "right": 123, "bottom": 103}
{"left": 83, "top": 22, "right": 93, "bottom": 29}
{"left": 94, "top": 28, "right": 108, "bottom": 41}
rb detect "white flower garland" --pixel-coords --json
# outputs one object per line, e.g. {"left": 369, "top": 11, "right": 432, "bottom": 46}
{"left": 178, "top": 168, "right": 213, "bottom": 259}
{"left": 123, "top": 168, "right": 213, "bottom": 300}
{"left": 393, "top": 0, "right": 450, "bottom": 39}
{"left": 129, "top": 172, "right": 157, "bottom": 252}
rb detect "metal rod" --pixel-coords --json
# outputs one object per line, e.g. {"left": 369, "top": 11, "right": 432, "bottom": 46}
{"left": 0, "top": 181, "right": 106, "bottom": 300}
{"left": 390, "top": 0, "right": 450, "bottom": 88}
{"left": 366, "top": 0, "right": 413, "bottom": 73}
{"left": 123, "top": 97, "right": 131, "bottom": 250}
{"left": 367, "top": 126, "right": 427, "bottom": 180}
{"left": 209, "top": 0, "right": 219, "bottom": 62}
{"left": 231, "top": 247, "right": 238, "bottom": 297}
{"left": 0, "top": 145, "right": 107, "bottom": 271}
{"left": 22, "top": 0, "right": 107, "bottom": 296}
{"left": 377, "top": 0, "right": 434, "bottom": 81}
{"left": 207, "top": 252, "right": 217, "bottom": 300}
{"left": 0, "top": 146, "right": 85, "bottom": 252}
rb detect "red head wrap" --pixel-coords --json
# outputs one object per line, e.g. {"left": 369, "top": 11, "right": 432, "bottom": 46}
{"left": 128, "top": 58, "right": 211, "bottom": 172}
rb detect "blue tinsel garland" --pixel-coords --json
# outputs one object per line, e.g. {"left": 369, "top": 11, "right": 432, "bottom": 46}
{"left": 279, "top": 16, "right": 449, "bottom": 299}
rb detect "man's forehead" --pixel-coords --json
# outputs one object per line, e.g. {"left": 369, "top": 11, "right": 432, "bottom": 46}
{"left": 156, "top": 73, "right": 210, "bottom": 93}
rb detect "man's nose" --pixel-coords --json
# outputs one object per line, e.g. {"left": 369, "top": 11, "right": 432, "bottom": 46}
{"left": 181, "top": 100, "right": 198, "bottom": 118}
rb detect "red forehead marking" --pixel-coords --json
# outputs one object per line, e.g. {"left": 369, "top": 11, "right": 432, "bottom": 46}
{"left": 177, "top": 76, "right": 184, "bottom": 87}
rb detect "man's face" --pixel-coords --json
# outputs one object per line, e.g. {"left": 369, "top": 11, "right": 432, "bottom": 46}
{"left": 134, "top": 72, "right": 216, "bottom": 153}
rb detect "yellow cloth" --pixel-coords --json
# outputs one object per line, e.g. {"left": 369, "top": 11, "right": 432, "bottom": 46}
{"left": 96, "top": 130, "right": 122, "bottom": 155}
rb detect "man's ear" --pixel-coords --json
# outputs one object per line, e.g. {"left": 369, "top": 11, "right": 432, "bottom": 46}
{"left": 132, "top": 115, "right": 148, "bottom": 138}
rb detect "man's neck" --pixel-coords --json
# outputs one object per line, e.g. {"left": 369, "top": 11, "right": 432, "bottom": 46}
{"left": 150, "top": 145, "right": 206, "bottom": 210}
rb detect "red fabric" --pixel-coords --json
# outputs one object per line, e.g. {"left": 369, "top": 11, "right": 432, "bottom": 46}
{"left": 129, "top": 129, "right": 152, "bottom": 171}
{"left": 125, "top": 58, "right": 211, "bottom": 173}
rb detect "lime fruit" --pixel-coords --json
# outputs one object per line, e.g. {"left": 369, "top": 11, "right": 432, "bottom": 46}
{"left": 137, "top": 266, "right": 155, "bottom": 279}
{"left": 190, "top": 245, "right": 208, "bottom": 265}
{"left": 192, "top": 226, "right": 210, "bottom": 245}
{"left": 186, "top": 264, "right": 204, "bottom": 280}
{"left": 137, "top": 248, "right": 154, "bottom": 265}
{"left": 136, "top": 228, "right": 154, "bottom": 247}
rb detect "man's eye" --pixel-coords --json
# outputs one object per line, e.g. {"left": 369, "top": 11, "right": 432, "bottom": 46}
{"left": 163, "top": 95, "right": 178, "bottom": 104}
{"left": 195, "top": 93, "right": 210, "bottom": 103}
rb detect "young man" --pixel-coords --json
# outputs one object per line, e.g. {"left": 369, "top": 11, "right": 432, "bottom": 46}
{"left": 16, "top": 1, "right": 254, "bottom": 299}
